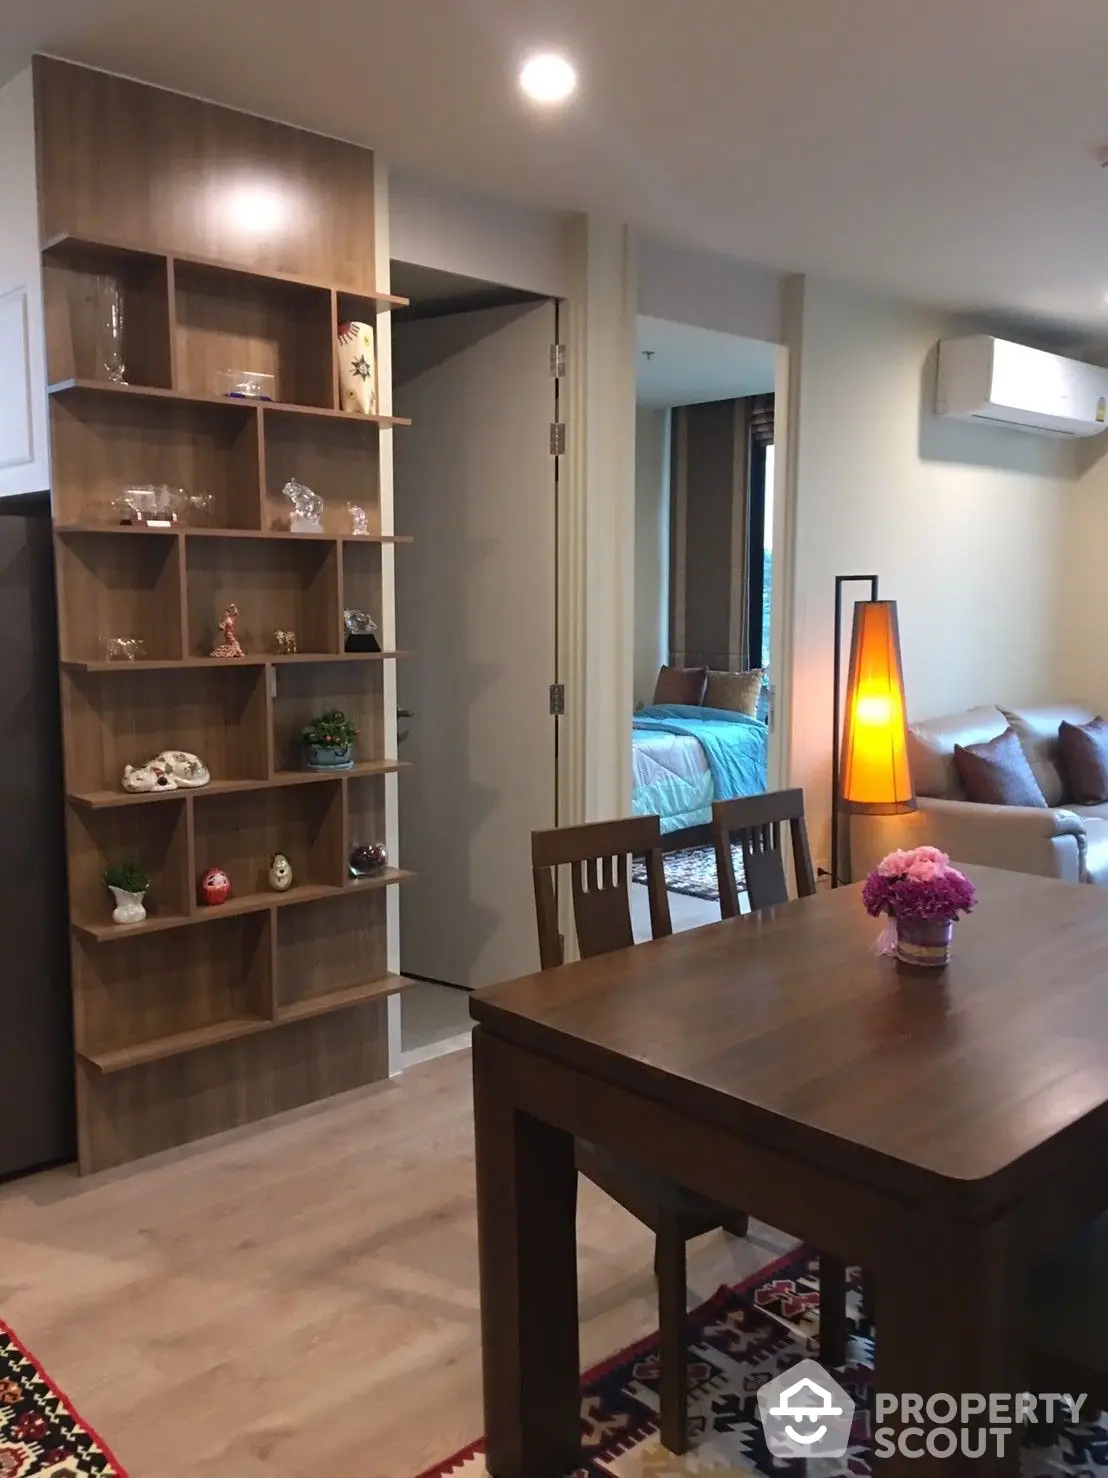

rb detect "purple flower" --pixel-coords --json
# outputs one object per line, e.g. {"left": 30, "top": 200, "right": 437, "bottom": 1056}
{"left": 863, "top": 846, "right": 976, "bottom": 923}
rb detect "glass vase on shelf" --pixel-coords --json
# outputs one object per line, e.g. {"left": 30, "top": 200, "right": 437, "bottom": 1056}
{"left": 95, "top": 276, "right": 126, "bottom": 384}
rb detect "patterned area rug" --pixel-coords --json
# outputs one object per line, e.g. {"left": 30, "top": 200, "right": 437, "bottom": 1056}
{"left": 632, "top": 844, "right": 743, "bottom": 904}
{"left": 416, "top": 1248, "right": 1107, "bottom": 1477}
{"left": 0, "top": 1321, "right": 125, "bottom": 1474}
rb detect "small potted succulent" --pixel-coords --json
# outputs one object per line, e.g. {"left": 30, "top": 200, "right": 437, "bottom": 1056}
{"left": 862, "top": 846, "right": 976, "bottom": 971}
{"left": 103, "top": 861, "right": 150, "bottom": 926}
{"left": 302, "top": 709, "right": 358, "bottom": 772}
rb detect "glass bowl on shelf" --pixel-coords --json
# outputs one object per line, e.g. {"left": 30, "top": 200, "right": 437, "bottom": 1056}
{"left": 216, "top": 369, "right": 275, "bottom": 402}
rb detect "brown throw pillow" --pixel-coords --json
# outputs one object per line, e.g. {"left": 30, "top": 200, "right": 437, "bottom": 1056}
{"left": 1058, "top": 717, "right": 1108, "bottom": 804}
{"left": 953, "top": 726, "right": 1047, "bottom": 807}
{"left": 652, "top": 665, "right": 708, "bottom": 706}
{"left": 705, "top": 668, "right": 764, "bottom": 716}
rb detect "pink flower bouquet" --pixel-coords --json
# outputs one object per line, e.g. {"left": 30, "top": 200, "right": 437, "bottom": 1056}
{"left": 862, "top": 846, "right": 976, "bottom": 922}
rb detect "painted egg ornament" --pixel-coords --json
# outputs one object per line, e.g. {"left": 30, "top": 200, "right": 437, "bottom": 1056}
{"left": 269, "top": 853, "right": 294, "bottom": 892}
{"left": 199, "top": 866, "right": 232, "bottom": 906}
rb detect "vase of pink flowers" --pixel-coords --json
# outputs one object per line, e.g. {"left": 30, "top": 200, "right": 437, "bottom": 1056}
{"left": 862, "top": 846, "right": 976, "bottom": 970}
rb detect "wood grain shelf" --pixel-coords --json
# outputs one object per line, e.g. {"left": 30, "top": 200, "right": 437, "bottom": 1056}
{"left": 73, "top": 871, "right": 414, "bottom": 943}
{"left": 61, "top": 652, "right": 411, "bottom": 673}
{"left": 42, "top": 60, "right": 406, "bottom": 1171}
{"left": 277, "top": 974, "right": 413, "bottom": 1024}
{"left": 47, "top": 378, "right": 412, "bottom": 428}
{"left": 42, "top": 230, "right": 410, "bottom": 310}
{"left": 56, "top": 525, "right": 414, "bottom": 545}
{"left": 79, "top": 1015, "right": 272, "bottom": 1073}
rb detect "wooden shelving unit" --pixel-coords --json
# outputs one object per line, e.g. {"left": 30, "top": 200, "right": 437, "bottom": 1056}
{"left": 37, "top": 61, "right": 415, "bottom": 1171}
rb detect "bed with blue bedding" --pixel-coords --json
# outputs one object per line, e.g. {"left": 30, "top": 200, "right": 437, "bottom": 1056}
{"left": 632, "top": 703, "right": 768, "bottom": 833}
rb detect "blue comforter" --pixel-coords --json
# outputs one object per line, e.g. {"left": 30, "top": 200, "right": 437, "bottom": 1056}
{"left": 632, "top": 704, "right": 768, "bottom": 831}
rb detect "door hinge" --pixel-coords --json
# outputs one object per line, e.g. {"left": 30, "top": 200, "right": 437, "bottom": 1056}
{"left": 549, "top": 343, "right": 566, "bottom": 377}
{"left": 549, "top": 682, "right": 565, "bottom": 716}
{"left": 549, "top": 422, "right": 566, "bottom": 455}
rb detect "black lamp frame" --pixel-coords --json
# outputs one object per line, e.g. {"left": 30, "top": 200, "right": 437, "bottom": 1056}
{"left": 830, "top": 573, "right": 879, "bottom": 889}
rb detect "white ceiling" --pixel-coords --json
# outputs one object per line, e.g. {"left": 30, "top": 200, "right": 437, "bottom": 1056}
{"left": 636, "top": 317, "right": 777, "bottom": 408}
{"left": 6, "top": 1, "right": 1108, "bottom": 330}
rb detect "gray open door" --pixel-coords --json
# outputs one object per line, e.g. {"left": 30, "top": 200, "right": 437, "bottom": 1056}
{"left": 394, "top": 300, "right": 559, "bottom": 989}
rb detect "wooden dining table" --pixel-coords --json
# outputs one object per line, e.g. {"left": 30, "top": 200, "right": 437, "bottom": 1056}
{"left": 469, "top": 866, "right": 1108, "bottom": 1477}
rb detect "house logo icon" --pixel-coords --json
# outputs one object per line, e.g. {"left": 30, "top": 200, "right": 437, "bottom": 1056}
{"left": 756, "top": 1358, "right": 856, "bottom": 1459}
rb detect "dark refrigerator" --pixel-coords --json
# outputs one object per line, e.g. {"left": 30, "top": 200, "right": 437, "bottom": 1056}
{"left": 0, "top": 500, "right": 75, "bottom": 1176}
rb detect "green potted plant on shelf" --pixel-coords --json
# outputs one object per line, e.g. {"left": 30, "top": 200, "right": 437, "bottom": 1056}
{"left": 103, "top": 861, "right": 150, "bottom": 926}
{"left": 302, "top": 709, "right": 358, "bottom": 772}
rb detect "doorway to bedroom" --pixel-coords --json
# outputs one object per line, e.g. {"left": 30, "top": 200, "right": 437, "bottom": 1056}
{"left": 631, "top": 318, "right": 783, "bottom": 931}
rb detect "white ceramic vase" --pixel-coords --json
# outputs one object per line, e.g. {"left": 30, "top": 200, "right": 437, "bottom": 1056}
{"left": 109, "top": 886, "right": 147, "bottom": 925}
{"left": 337, "top": 320, "right": 377, "bottom": 414}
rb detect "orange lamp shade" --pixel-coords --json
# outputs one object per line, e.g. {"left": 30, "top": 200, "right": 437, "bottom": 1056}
{"left": 838, "top": 600, "right": 917, "bottom": 816}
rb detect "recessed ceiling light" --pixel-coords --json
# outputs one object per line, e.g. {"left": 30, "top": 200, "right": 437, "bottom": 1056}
{"left": 519, "top": 52, "right": 577, "bottom": 106}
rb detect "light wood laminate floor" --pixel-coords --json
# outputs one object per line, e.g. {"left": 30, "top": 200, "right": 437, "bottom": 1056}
{"left": 0, "top": 1049, "right": 791, "bottom": 1477}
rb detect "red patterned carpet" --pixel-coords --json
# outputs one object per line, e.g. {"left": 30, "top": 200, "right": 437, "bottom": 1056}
{"left": 417, "top": 1248, "right": 1108, "bottom": 1477}
{"left": 0, "top": 1321, "right": 125, "bottom": 1475}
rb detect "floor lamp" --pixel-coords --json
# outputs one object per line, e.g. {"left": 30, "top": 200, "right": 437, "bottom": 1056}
{"left": 831, "top": 576, "right": 917, "bottom": 887}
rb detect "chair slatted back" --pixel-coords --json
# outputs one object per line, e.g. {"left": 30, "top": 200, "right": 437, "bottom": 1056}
{"left": 712, "top": 789, "right": 816, "bottom": 919}
{"left": 532, "top": 815, "right": 672, "bottom": 969}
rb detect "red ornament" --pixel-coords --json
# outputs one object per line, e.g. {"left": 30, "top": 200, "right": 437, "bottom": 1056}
{"left": 199, "top": 865, "right": 232, "bottom": 906}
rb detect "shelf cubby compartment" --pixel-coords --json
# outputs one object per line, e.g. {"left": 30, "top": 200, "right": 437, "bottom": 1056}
{"left": 271, "top": 661, "right": 385, "bottom": 776}
{"left": 42, "top": 237, "right": 172, "bottom": 391}
{"left": 192, "top": 783, "right": 344, "bottom": 910}
{"left": 185, "top": 535, "right": 340, "bottom": 657}
{"left": 54, "top": 528, "right": 184, "bottom": 664}
{"left": 48, "top": 385, "right": 262, "bottom": 528}
{"left": 62, "top": 664, "right": 270, "bottom": 800}
{"left": 68, "top": 797, "right": 191, "bottom": 941}
{"left": 341, "top": 539, "right": 383, "bottom": 638}
{"left": 262, "top": 405, "right": 380, "bottom": 535}
{"left": 346, "top": 772, "right": 387, "bottom": 871}
{"left": 174, "top": 260, "right": 334, "bottom": 409}
{"left": 75, "top": 911, "right": 272, "bottom": 1072}
{"left": 275, "top": 889, "right": 391, "bottom": 1018}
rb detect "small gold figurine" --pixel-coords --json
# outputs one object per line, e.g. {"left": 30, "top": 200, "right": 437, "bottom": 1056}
{"left": 211, "top": 604, "right": 245, "bottom": 659}
{"left": 274, "top": 630, "right": 298, "bottom": 655}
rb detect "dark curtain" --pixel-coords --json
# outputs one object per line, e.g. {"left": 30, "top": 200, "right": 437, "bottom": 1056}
{"left": 669, "top": 394, "right": 771, "bottom": 673}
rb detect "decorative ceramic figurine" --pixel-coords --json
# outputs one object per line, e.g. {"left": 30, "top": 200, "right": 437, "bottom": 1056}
{"left": 337, "top": 321, "right": 377, "bottom": 415}
{"left": 268, "top": 853, "right": 294, "bottom": 892}
{"left": 344, "top": 608, "right": 381, "bottom": 653}
{"left": 281, "top": 478, "right": 325, "bottom": 535}
{"left": 199, "top": 866, "right": 232, "bottom": 906}
{"left": 274, "top": 630, "right": 298, "bottom": 655}
{"left": 156, "top": 751, "right": 210, "bottom": 788}
{"left": 103, "top": 863, "right": 149, "bottom": 925}
{"left": 211, "top": 604, "right": 246, "bottom": 659}
{"left": 347, "top": 503, "right": 370, "bottom": 536}
{"left": 349, "top": 841, "right": 388, "bottom": 879}
{"left": 122, "top": 759, "right": 177, "bottom": 793}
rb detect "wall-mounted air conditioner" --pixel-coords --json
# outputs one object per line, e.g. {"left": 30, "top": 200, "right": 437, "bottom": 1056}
{"left": 935, "top": 335, "right": 1108, "bottom": 438}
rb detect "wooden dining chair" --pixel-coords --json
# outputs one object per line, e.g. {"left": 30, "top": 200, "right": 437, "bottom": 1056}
{"left": 711, "top": 787, "right": 816, "bottom": 919}
{"left": 710, "top": 789, "right": 852, "bottom": 1333}
{"left": 1026, "top": 1211, "right": 1108, "bottom": 1438}
{"left": 532, "top": 814, "right": 845, "bottom": 1455}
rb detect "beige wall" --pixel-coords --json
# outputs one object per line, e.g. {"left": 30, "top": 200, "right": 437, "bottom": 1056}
{"left": 633, "top": 406, "right": 670, "bottom": 706}
{"left": 784, "top": 277, "right": 1076, "bottom": 867}
{"left": 1058, "top": 434, "right": 1108, "bottom": 710}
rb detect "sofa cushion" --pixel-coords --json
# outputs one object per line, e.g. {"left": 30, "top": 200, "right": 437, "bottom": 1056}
{"left": 1057, "top": 716, "right": 1108, "bottom": 805}
{"left": 1064, "top": 800, "right": 1108, "bottom": 823}
{"left": 1000, "top": 704, "right": 1096, "bottom": 807}
{"left": 953, "top": 727, "right": 1048, "bottom": 808}
{"left": 652, "top": 665, "right": 707, "bottom": 706}
{"left": 907, "top": 706, "right": 1007, "bottom": 799}
{"left": 1081, "top": 817, "right": 1108, "bottom": 886}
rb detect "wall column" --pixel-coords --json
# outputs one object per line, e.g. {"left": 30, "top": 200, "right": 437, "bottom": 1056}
{"left": 561, "top": 217, "right": 637, "bottom": 826}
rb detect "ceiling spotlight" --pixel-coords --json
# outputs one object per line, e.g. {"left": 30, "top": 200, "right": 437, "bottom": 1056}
{"left": 519, "top": 52, "right": 577, "bottom": 105}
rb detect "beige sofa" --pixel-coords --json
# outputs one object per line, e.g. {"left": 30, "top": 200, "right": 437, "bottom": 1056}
{"left": 905, "top": 704, "right": 1108, "bottom": 885}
